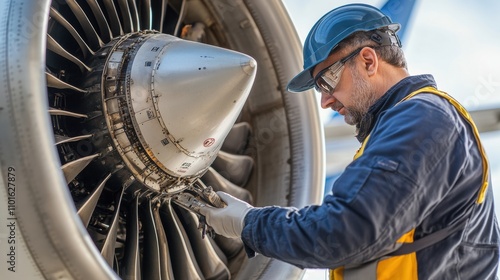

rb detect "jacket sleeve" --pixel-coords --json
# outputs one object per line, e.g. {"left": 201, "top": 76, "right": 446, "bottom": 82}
{"left": 240, "top": 95, "right": 469, "bottom": 269}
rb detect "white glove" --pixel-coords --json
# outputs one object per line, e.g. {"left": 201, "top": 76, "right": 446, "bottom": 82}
{"left": 198, "top": 191, "right": 253, "bottom": 239}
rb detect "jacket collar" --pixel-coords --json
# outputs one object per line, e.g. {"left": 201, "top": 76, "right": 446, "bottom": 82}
{"left": 356, "top": 74, "right": 437, "bottom": 142}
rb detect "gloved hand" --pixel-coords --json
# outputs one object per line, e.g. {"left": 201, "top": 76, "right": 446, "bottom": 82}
{"left": 198, "top": 191, "right": 253, "bottom": 239}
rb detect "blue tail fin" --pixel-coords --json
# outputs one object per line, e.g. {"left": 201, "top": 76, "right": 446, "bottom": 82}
{"left": 380, "top": 0, "right": 418, "bottom": 47}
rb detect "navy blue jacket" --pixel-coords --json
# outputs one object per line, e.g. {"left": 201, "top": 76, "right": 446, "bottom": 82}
{"left": 241, "top": 75, "right": 500, "bottom": 279}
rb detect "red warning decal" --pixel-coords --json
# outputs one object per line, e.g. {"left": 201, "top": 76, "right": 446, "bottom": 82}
{"left": 203, "top": 138, "right": 215, "bottom": 147}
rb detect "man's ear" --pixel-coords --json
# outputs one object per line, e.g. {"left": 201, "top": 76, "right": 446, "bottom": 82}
{"left": 359, "top": 47, "right": 378, "bottom": 76}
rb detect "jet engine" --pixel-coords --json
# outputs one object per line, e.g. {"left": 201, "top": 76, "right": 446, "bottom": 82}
{"left": 0, "top": 0, "right": 324, "bottom": 279}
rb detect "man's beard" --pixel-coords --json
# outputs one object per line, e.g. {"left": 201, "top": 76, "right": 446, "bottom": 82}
{"left": 342, "top": 65, "right": 378, "bottom": 126}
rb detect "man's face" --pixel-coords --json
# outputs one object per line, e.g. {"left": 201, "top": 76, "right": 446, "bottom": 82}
{"left": 312, "top": 47, "right": 378, "bottom": 126}
{"left": 344, "top": 64, "right": 378, "bottom": 125}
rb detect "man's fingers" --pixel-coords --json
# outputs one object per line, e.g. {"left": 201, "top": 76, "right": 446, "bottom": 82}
{"left": 216, "top": 191, "right": 237, "bottom": 204}
{"left": 199, "top": 193, "right": 231, "bottom": 216}
{"left": 198, "top": 205, "right": 207, "bottom": 216}
{"left": 198, "top": 203, "right": 214, "bottom": 216}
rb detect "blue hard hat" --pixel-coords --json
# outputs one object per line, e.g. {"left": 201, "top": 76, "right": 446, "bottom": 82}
{"left": 287, "top": 3, "right": 401, "bottom": 92}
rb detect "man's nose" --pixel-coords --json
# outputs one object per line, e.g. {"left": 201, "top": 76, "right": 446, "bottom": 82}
{"left": 320, "top": 92, "right": 336, "bottom": 109}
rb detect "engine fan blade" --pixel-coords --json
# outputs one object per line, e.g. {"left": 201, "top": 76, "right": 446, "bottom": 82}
{"left": 61, "top": 154, "right": 99, "bottom": 183}
{"left": 126, "top": 0, "right": 140, "bottom": 32}
{"left": 142, "top": 198, "right": 161, "bottom": 279}
{"left": 64, "top": 0, "right": 104, "bottom": 48}
{"left": 54, "top": 134, "right": 92, "bottom": 145}
{"left": 117, "top": 0, "right": 134, "bottom": 33}
{"left": 212, "top": 150, "right": 254, "bottom": 186}
{"left": 174, "top": 206, "right": 230, "bottom": 280}
{"left": 49, "top": 7, "right": 94, "bottom": 58}
{"left": 213, "top": 235, "right": 244, "bottom": 261}
{"left": 121, "top": 195, "right": 141, "bottom": 280}
{"left": 151, "top": 0, "right": 167, "bottom": 33}
{"left": 102, "top": 0, "right": 124, "bottom": 37}
{"left": 202, "top": 167, "right": 253, "bottom": 204}
{"left": 48, "top": 108, "right": 87, "bottom": 118}
{"left": 100, "top": 186, "right": 125, "bottom": 267}
{"left": 46, "top": 72, "right": 87, "bottom": 93}
{"left": 221, "top": 122, "right": 252, "bottom": 154}
{"left": 153, "top": 200, "right": 175, "bottom": 280}
{"left": 160, "top": 201, "right": 204, "bottom": 280}
{"left": 86, "top": 0, "right": 113, "bottom": 42}
{"left": 173, "top": 0, "right": 187, "bottom": 36}
{"left": 47, "top": 34, "right": 91, "bottom": 72}
{"left": 139, "top": 0, "right": 152, "bottom": 30}
{"left": 76, "top": 173, "right": 112, "bottom": 227}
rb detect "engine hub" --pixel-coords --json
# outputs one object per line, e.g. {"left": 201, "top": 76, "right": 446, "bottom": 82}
{"left": 86, "top": 32, "right": 256, "bottom": 193}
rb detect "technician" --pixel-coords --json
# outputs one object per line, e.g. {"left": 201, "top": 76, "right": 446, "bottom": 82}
{"left": 200, "top": 4, "right": 500, "bottom": 279}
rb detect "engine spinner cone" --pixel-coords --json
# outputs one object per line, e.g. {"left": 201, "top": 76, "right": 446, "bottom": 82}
{"left": 103, "top": 33, "right": 256, "bottom": 191}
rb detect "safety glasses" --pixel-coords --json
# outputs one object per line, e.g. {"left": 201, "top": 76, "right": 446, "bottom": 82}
{"left": 314, "top": 48, "right": 362, "bottom": 96}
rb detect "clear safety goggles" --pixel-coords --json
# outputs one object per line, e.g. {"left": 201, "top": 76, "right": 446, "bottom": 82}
{"left": 314, "top": 47, "right": 362, "bottom": 96}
